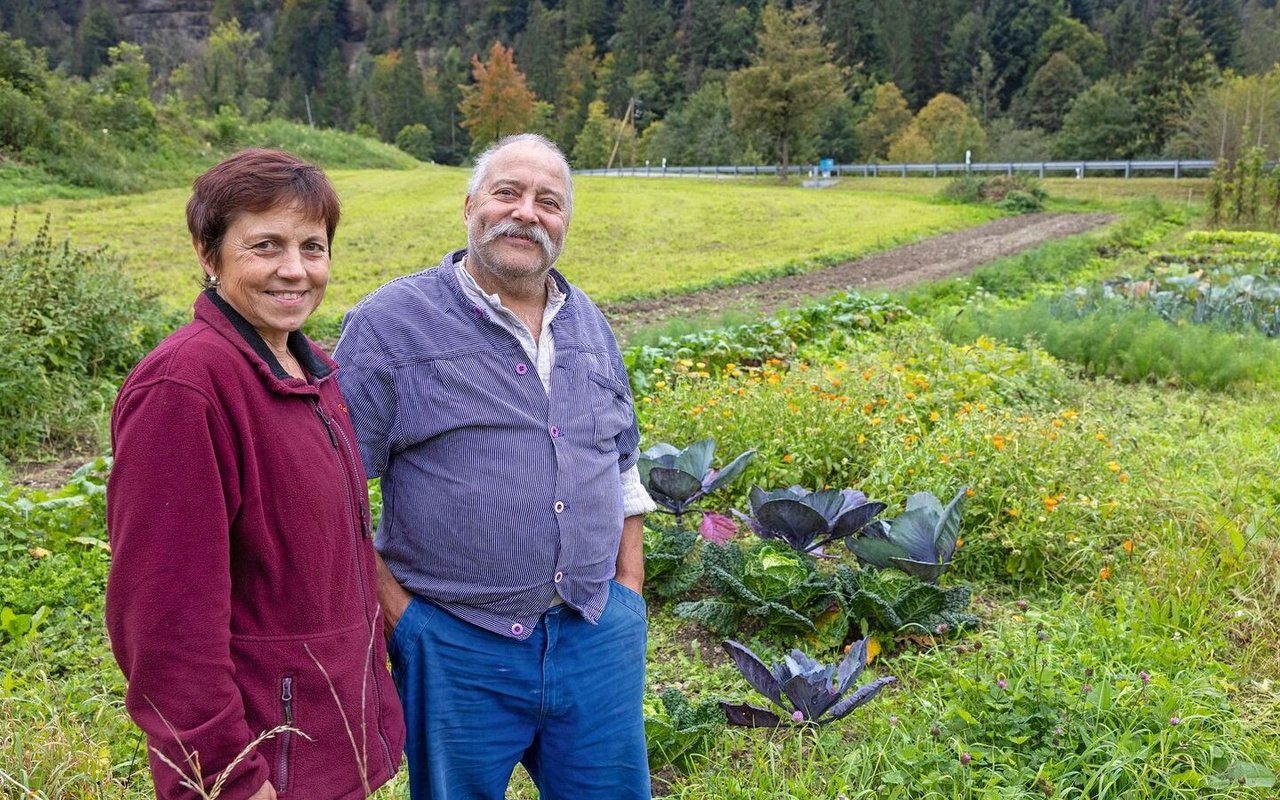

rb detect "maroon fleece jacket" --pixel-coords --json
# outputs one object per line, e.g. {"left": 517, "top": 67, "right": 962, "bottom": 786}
{"left": 106, "top": 291, "right": 404, "bottom": 800}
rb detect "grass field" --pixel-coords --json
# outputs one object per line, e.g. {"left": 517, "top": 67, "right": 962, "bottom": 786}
{"left": 10, "top": 166, "right": 998, "bottom": 325}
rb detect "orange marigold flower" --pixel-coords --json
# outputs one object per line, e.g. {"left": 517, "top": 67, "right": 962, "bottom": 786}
{"left": 1122, "top": 539, "right": 1134, "bottom": 555}
{"left": 1099, "top": 566, "right": 1112, "bottom": 580}
{"left": 1042, "top": 496, "right": 1059, "bottom": 512}
{"left": 1007, "top": 508, "right": 1020, "bottom": 518}
{"left": 782, "top": 453, "right": 794, "bottom": 463}
{"left": 1118, "top": 473, "right": 1129, "bottom": 483}
{"left": 965, "top": 488, "right": 976, "bottom": 497}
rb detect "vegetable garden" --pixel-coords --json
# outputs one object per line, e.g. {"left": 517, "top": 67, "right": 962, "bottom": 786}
{"left": 4, "top": 193, "right": 1280, "bottom": 798}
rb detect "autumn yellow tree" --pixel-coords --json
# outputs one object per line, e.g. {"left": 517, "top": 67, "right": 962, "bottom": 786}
{"left": 459, "top": 41, "right": 537, "bottom": 152}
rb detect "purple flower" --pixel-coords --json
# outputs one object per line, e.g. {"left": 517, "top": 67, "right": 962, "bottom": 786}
{"left": 1081, "top": 683, "right": 1093, "bottom": 695}
{"left": 1139, "top": 670, "right": 1151, "bottom": 685}
{"left": 1054, "top": 725, "right": 1065, "bottom": 736}
{"left": 889, "top": 715, "right": 899, "bottom": 728}
{"left": 934, "top": 622, "right": 950, "bottom": 635}
{"left": 960, "top": 752, "right": 972, "bottom": 765}
{"left": 1169, "top": 716, "right": 1181, "bottom": 726}
{"left": 1037, "top": 631, "right": 1049, "bottom": 642}
{"left": 996, "top": 679, "right": 1008, "bottom": 691}
{"left": 1016, "top": 599, "right": 1029, "bottom": 611}
{"left": 791, "top": 710, "right": 805, "bottom": 723}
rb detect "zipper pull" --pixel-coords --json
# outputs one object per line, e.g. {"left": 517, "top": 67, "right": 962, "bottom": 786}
{"left": 312, "top": 400, "right": 338, "bottom": 448}
{"left": 360, "top": 499, "right": 372, "bottom": 539}
{"left": 281, "top": 676, "right": 294, "bottom": 724}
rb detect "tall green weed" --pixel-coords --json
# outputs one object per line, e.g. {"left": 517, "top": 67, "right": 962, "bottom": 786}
{"left": 0, "top": 220, "right": 175, "bottom": 459}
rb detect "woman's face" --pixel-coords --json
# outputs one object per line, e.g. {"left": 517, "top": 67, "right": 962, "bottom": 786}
{"left": 199, "top": 204, "right": 330, "bottom": 349}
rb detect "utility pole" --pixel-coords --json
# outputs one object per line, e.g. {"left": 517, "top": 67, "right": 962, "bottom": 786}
{"left": 606, "top": 97, "right": 636, "bottom": 171}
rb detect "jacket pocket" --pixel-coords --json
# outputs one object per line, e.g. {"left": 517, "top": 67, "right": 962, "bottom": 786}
{"left": 277, "top": 675, "right": 296, "bottom": 795}
{"left": 587, "top": 370, "right": 633, "bottom": 453}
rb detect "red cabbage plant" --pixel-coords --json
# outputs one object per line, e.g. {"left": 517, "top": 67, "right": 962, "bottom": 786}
{"left": 720, "top": 638, "right": 896, "bottom": 726}
{"left": 734, "top": 485, "right": 886, "bottom": 555}
{"left": 639, "top": 439, "right": 755, "bottom": 530}
{"left": 847, "top": 487, "right": 968, "bottom": 583}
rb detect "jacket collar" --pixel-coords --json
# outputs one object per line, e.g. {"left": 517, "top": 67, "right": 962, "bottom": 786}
{"left": 195, "top": 289, "right": 336, "bottom": 395}
{"left": 439, "top": 248, "right": 580, "bottom": 333}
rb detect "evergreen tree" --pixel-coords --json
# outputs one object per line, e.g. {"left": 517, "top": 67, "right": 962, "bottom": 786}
{"left": 271, "top": 0, "right": 345, "bottom": 115}
{"left": 1036, "top": 16, "right": 1108, "bottom": 80}
{"left": 677, "top": 0, "right": 755, "bottom": 90}
{"left": 726, "top": 2, "right": 845, "bottom": 178}
{"left": 1101, "top": 0, "right": 1146, "bottom": 75}
{"left": 985, "top": 0, "right": 1059, "bottom": 108}
{"left": 555, "top": 36, "right": 599, "bottom": 152}
{"left": 314, "top": 48, "right": 353, "bottom": 129}
{"left": 364, "top": 49, "right": 427, "bottom": 141}
{"left": 967, "top": 50, "right": 1005, "bottom": 124}
{"left": 459, "top": 40, "right": 537, "bottom": 152}
{"left": 941, "top": 10, "right": 986, "bottom": 98}
{"left": 515, "top": 0, "right": 563, "bottom": 101}
{"left": 73, "top": 3, "right": 119, "bottom": 78}
{"left": 822, "top": 0, "right": 884, "bottom": 75}
{"left": 1187, "top": 0, "right": 1243, "bottom": 68}
{"left": 1133, "top": 0, "right": 1216, "bottom": 153}
{"left": 1022, "top": 52, "right": 1090, "bottom": 132}
{"left": 1238, "top": 0, "right": 1280, "bottom": 74}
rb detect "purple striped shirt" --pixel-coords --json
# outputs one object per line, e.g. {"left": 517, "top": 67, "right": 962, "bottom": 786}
{"left": 333, "top": 250, "right": 641, "bottom": 639}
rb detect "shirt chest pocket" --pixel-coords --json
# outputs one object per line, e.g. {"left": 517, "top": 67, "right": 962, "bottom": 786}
{"left": 585, "top": 368, "right": 633, "bottom": 454}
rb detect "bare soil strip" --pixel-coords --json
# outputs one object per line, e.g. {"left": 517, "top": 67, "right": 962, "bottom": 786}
{"left": 603, "top": 212, "right": 1116, "bottom": 341}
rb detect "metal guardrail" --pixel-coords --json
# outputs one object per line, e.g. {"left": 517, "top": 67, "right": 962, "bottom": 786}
{"left": 576, "top": 159, "right": 1229, "bottom": 179}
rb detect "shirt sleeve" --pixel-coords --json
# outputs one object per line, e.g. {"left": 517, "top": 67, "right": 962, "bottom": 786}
{"left": 105, "top": 380, "right": 269, "bottom": 800}
{"left": 620, "top": 463, "right": 657, "bottom": 517}
{"left": 334, "top": 311, "right": 400, "bottom": 479}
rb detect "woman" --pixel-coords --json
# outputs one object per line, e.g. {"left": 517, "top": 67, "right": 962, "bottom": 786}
{"left": 106, "top": 149, "right": 404, "bottom": 800}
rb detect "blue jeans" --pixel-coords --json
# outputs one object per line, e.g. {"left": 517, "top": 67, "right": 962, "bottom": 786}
{"left": 389, "top": 581, "right": 651, "bottom": 799}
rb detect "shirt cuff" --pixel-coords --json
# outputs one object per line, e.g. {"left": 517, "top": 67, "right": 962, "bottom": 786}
{"left": 620, "top": 464, "right": 657, "bottom": 517}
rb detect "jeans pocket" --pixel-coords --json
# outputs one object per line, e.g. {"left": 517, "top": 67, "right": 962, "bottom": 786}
{"left": 609, "top": 580, "right": 648, "bottom": 620}
{"left": 389, "top": 596, "right": 433, "bottom": 662}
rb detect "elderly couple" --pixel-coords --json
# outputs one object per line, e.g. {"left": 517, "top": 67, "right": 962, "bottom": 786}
{"left": 105, "top": 135, "right": 655, "bottom": 800}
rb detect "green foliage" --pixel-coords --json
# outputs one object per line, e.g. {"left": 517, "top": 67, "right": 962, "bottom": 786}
{"left": 940, "top": 173, "right": 1045, "bottom": 212}
{"left": 836, "top": 566, "right": 978, "bottom": 636}
{"left": 0, "top": 221, "right": 174, "bottom": 459}
{"left": 675, "top": 541, "right": 846, "bottom": 651}
{"left": 644, "top": 688, "right": 726, "bottom": 774}
{"left": 395, "top": 123, "right": 435, "bottom": 162}
{"left": 643, "top": 523, "right": 704, "bottom": 600}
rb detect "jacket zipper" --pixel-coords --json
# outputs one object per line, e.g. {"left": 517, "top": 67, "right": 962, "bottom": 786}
{"left": 312, "top": 397, "right": 394, "bottom": 775}
{"left": 278, "top": 676, "right": 295, "bottom": 793}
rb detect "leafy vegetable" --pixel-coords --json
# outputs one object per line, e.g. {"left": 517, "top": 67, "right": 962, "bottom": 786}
{"left": 847, "top": 487, "right": 968, "bottom": 582}
{"left": 644, "top": 688, "right": 726, "bottom": 773}
{"left": 720, "top": 638, "right": 896, "bottom": 727}
{"left": 675, "top": 541, "right": 845, "bottom": 649}
{"left": 835, "top": 565, "right": 978, "bottom": 636}
{"left": 642, "top": 523, "right": 704, "bottom": 600}
{"left": 639, "top": 439, "right": 755, "bottom": 528}
{"left": 735, "top": 485, "right": 885, "bottom": 554}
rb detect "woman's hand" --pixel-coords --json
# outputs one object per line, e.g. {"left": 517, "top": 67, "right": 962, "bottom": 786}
{"left": 247, "top": 780, "right": 278, "bottom": 800}
{"left": 375, "top": 553, "right": 413, "bottom": 640}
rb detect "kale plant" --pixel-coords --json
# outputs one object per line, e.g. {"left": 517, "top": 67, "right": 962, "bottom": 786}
{"left": 735, "top": 485, "right": 885, "bottom": 554}
{"left": 847, "top": 487, "right": 968, "bottom": 582}
{"left": 835, "top": 565, "right": 978, "bottom": 636}
{"left": 639, "top": 439, "right": 755, "bottom": 529}
{"left": 644, "top": 688, "right": 726, "bottom": 773}
{"left": 720, "top": 638, "right": 896, "bottom": 727}
{"left": 674, "top": 541, "right": 846, "bottom": 650}
{"left": 642, "top": 523, "right": 704, "bottom": 600}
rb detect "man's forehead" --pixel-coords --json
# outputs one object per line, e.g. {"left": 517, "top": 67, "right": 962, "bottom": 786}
{"left": 483, "top": 144, "right": 568, "bottom": 192}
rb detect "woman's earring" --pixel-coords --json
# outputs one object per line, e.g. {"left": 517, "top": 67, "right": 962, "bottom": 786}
{"left": 205, "top": 273, "right": 220, "bottom": 289}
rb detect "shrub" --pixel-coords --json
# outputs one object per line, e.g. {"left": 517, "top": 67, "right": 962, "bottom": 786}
{"left": 0, "top": 219, "right": 174, "bottom": 459}
{"left": 395, "top": 123, "right": 435, "bottom": 162}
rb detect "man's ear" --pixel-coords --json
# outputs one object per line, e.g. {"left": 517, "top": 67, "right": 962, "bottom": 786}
{"left": 463, "top": 193, "right": 473, "bottom": 225}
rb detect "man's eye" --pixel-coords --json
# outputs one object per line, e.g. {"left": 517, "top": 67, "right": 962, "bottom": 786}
{"left": 541, "top": 198, "right": 560, "bottom": 209}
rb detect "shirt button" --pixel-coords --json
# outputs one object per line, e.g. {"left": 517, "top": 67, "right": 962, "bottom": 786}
{"left": 554, "top": 571, "right": 564, "bottom": 583}
{"left": 515, "top": 362, "right": 529, "bottom": 375}
{"left": 471, "top": 305, "right": 484, "bottom": 319}
{"left": 549, "top": 425, "right": 560, "bottom": 437}
{"left": 511, "top": 623, "right": 524, "bottom": 636}
{"left": 553, "top": 500, "right": 565, "bottom": 513}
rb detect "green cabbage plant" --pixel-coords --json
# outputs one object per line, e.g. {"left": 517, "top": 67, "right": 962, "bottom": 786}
{"left": 674, "top": 541, "right": 846, "bottom": 649}
{"left": 720, "top": 638, "right": 896, "bottom": 727}
{"left": 836, "top": 565, "right": 978, "bottom": 636}
{"left": 639, "top": 439, "right": 755, "bottom": 529}
{"left": 847, "top": 487, "right": 968, "bottom": 582}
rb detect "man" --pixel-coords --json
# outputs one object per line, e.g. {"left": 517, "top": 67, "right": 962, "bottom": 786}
{"left": 334, "top": 133, "right": 655, "bottom": 800}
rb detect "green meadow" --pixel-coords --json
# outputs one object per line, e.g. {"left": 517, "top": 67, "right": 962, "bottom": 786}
{"left": 11, "top": 167, "right": 996, "bottom": 325}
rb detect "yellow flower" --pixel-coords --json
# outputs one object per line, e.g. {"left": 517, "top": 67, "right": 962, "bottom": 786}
{"left": 1007, "top": 508, "right": 1020, "bottom": 518}
{"left": 965, "top": 488, "right": 976, "bottom": 497}
{"left": 1118, "top": 473, "right": 1129, "bottom": 483}
{"left": 782, "top": 453, "right": 794, "bottom": 463}
{"left": 1106, "top": 461, "right": 1121, "bottom": 472}
{"left": 1122, "top": 539, "right": 1134, "bottom": 555}
{"left": 905, "top": 391, "right": 916, "bottom": 400}
{"left": 861, "top": 369, "right": 874, "bottom": 381}
{"left": 1052, "top": 419, "right": 1065, "bottom": 428}
{"left": 955, "top": 537, "right": 964, "bottom": 548}
{"left": 929, "top": 410, "right": 941, "bottom": 422}
{"left": 857, "top": 433, "right": 866, "bottom": 444}
{"left": 1042, "top": 496, "right": 1059, "bottom": 512}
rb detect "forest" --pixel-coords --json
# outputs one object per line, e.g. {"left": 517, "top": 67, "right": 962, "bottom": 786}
{"left": 2, "top": 0, "right": 1280, "bottom": 190}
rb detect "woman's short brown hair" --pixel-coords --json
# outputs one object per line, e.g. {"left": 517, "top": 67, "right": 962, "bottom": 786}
{"left": 187, "top": 148, "right": 341, "bottom": 267}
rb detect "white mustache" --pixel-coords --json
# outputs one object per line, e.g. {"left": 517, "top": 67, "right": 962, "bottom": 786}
{"left": 482, "top": 221, "right": 555, "bottom": 255}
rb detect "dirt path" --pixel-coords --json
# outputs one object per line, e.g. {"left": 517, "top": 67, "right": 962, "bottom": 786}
{"left": 603, "top": 212, "right": 1116, "bottom": 341}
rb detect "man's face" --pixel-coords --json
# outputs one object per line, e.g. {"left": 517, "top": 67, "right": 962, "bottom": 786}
{"left": 464, "top": 141, "right": 571, "bottom": 285}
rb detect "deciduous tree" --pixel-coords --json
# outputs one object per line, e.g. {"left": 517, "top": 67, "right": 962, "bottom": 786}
{"left": 726, "top": 2, "right": 845, "bottom": 179}
{"left": 856, "top": 81, "right": 911, "bottom": 159}
{"left": 459, "top": 40, "right": 537, "bottom": 152}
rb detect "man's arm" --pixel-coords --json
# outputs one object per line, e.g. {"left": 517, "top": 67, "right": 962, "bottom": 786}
{"left": 614, "top": 514, "right": 645, "bottom": 594}
{"left": 375, "top": 552, "right": 414, "bottom": 639}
